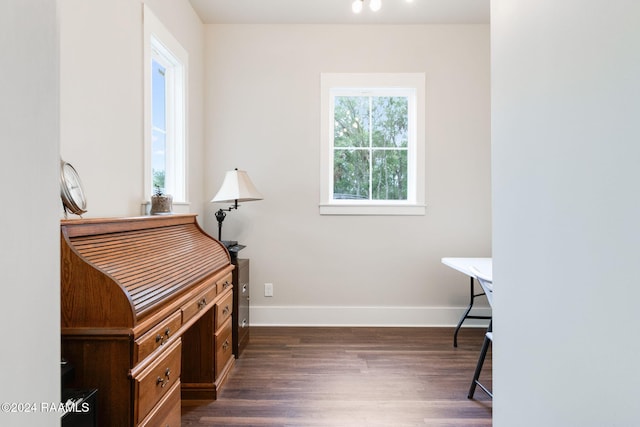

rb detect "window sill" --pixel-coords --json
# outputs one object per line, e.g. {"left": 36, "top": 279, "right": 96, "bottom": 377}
{"left": 319, "top": 203, "right": 426, "bottom": 216}
{"left": 141, "top": 201, "right": 191, "bottom": 216}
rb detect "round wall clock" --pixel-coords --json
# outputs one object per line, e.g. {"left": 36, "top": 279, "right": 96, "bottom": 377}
{"left": 60, "top": 159, "right": 87, "bottom": 217}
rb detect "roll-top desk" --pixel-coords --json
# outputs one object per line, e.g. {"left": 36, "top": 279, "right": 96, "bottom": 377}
{"left": 60, "top": 215, "right": 235, "bottom": 426}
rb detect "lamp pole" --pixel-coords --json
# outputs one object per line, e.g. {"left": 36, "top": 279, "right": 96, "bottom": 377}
{"left": 214, "top": 199, "right": 239, "bottom": 241}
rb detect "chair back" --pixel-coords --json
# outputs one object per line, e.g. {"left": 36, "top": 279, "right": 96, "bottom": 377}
{"left": 470, "top": 266, "right": 493, "bottom": 308}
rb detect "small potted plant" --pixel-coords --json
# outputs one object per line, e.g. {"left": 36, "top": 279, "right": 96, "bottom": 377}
{"left": 150, "top": 186, "right": 173, "bottom": 215}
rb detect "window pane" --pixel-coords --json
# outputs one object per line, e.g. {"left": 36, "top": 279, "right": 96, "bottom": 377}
{"left": 152, "top": 58, "right": 167, "bottom": 193}
{"left": 372, "top": 96, "right": 408, "bottom": 148}
{"left": 334, "top": 96, "right": 370, "bottom": 148}
{"left": 152, "top": 129, "right": 166, "bottom": 191}
{"left": 152, "top": 60, "right": 166, "bottom": 130}
{"left": 372, "top": 149, "right": 408, "bottom": 200}
{"left": 334, "top": 149, "right": 370, "bottom": 199}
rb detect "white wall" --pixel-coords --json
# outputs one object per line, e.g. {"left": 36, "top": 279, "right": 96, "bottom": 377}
{"left": 0, "top": 1, "right": 60, "bottom": 425}
{"left": 492, "top": 1, "right": 640, "bottom": 425}
{"left": 59, "top": 0, "right": 144, "bottom": 217}
{"left": 59, "top": 0, "right": 206, "bottom": 220}
{"left": 204, "top": 24, "right": 491, "bottom": 325}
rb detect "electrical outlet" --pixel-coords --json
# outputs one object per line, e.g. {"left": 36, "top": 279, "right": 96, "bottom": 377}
{"left": 264, "top": 283, "right": 274, "bottom": 297}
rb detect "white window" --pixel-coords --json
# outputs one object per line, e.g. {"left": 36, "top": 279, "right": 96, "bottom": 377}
{"left": 320, "top": 73, "right": 426, "bottom": 215}
{"left": 144, "top": 5, "right": 187, "bottom": 202}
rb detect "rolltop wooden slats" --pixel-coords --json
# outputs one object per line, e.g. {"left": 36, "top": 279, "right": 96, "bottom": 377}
{"left": 61, "top": 215, "right": 230, "bottom": 322}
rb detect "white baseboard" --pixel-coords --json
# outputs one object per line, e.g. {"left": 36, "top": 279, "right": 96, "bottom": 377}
{"left": 250, "top": 305, "right": 491, "bottom": 327}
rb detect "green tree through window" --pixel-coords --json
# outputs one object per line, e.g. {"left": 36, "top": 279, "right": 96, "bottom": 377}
{"left": 333, "top": 96, "right": 408, "bottom": 200}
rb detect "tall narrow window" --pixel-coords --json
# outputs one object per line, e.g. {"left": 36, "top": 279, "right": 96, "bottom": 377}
{"left": 144, "top": 6, "right": 187, "bottom": 202}
{"left": 320, "top": 74, "right": 426, "bottom": 215}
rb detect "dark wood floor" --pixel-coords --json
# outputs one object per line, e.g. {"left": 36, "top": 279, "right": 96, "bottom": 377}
{"left": 182, "top": 327, "right": 492, "bottom": 427}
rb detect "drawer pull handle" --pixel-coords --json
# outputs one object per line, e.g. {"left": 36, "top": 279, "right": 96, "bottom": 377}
{"left": 198, "top": 297, "right": 207, "bottom": 309}
{"left": 223, "top": 280, "right": 231, "bottom": 289}
{"left": 156, "top": 368, "right": 171, "bottom": 388}
{"left": 222, "top": 339, "right": 229, "bottom": 351}
{"left": 155, "top": 327, "right": 171, "bottom": 346}
{"left": 222, "top": 306, "right": 230, "bottom": 316}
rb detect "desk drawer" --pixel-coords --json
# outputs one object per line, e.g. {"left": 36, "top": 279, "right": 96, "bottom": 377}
{"left": 137, "top": 379, "right": 181, "bottom": 427}
{"left": 215, "top": 318, "right": 233, "bottom": 377}
{"left": 182, "top": 285, "right": 218, "bottom": 325}
{"left": 135, "top": 311, "right": 182, "bottom": 364}
{"left": 215, "top": 289, "right": 233, "bottom": 330}
{"left": 216, "top": 272, "right": 233, "bottom": 294}
{"left": 135, "top": 338, "right": 182, "bottom": 424}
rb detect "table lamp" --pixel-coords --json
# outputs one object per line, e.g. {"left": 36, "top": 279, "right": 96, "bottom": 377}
{"left": 210, "top": 168, "right": 263, "bottom": 244}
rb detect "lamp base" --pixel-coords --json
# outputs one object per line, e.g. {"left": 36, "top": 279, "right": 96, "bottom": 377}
{"left": 222, "top": 241, "right": 245, "bottom": 260}
{"left": 222, "top": 240, "right": 238, "bottom": 248}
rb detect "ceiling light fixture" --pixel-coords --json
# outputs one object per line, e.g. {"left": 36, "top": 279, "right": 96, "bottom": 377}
{"left": 352, "top": 0, "right": 382, "bottom": 14}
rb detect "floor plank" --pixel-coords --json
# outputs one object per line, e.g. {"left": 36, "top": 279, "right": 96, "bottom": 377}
{"left": 182, "top": 327, "right": 492, "bottom": 426}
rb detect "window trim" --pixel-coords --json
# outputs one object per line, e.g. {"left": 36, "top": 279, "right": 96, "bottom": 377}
{"left": 320, "top": 73, "right": 426, "bottom": 215}
{"left": 143, "top": 5, "right": 188, "bottom": 203}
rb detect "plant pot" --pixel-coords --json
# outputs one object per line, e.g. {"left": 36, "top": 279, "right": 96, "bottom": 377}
{"left": 150, "top": 194, "right": 173, "bottom": 215}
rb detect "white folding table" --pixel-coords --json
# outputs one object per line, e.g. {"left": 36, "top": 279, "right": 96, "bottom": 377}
{"left": 441, "top": 257, "right": 492, "bottom": 347}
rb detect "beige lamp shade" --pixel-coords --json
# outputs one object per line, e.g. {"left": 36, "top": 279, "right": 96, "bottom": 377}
{"left": 211, "top": 169, "right": 263, "bottom": 203}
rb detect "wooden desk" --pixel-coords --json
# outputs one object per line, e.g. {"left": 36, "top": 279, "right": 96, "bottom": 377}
{"left": 61, "top": 215, "right": 235, "bottom": 426}
{"left": 441, "top": 257, "right": 492, "bottom": 347}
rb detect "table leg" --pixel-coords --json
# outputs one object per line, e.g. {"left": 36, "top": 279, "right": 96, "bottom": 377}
{"left": 453, "top": 276, "right": 491, "bottom": 347}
